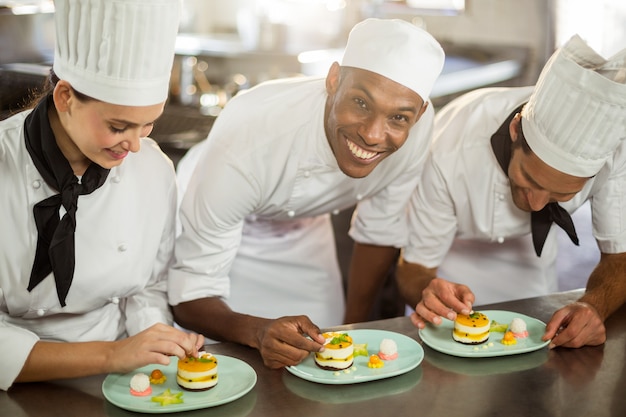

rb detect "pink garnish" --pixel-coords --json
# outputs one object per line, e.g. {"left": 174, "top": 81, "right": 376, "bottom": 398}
{"left": 512, "top": 330, "right": 529, "bottom": 338}
{"left": 378, "top": 351, "right": 398, "bottom": 361}
{"left": 130, "top": 386, "right": 152, "bottom": 396}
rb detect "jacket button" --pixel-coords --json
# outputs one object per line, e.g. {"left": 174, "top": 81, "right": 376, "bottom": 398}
{"left": 287, "top": 210, "right": 295, "bottom": 217}
{"left": 497, "top": 236, "right": 504, "bottom": 244}
{"left": 112, "top": 176, "right": 121, "bottom": 183}
{"left": 32, "top": 180, "right": 42, "bottom": 189}
{"left": 110, "top": 297, "right": 120, "bottom": 304}
{"left": 36, "top": 309, "right": 45, "bottom": 316}
{"left": 118, "top": 244, "right": 128, "bottom": 252}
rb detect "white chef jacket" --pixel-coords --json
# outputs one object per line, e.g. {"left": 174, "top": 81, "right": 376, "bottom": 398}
{"left": 403, "top": 87, "right": 626, "bottom": 305}
{"left": 0, "top": 109, "right": 177, "bottom": 390}
{"left": 170, "top": 75, "right": 435, "bottom": 327}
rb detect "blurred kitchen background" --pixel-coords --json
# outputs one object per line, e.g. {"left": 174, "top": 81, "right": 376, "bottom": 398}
{"left": 2, "top": 0, "right": 624, "bottom": 317}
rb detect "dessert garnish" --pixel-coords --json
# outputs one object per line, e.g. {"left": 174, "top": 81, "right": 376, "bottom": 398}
{"left": 149, "top": 369, "right": 167, "bottom": 384}
{"left": 151, "top": 388, "right": 184, "bottom": 406}
{"left": 501, "top": 331, "right": 517, "bottom": 345}
{"left": 367, "top": 354, "right": 384, "bottom": 369}
{"left": 129, "top": 373, "right": 152, "bottom": 396}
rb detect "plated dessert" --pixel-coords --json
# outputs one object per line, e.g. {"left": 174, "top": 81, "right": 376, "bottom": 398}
{"left": 452, "top": 311, "right": 491, "bottom": 344}
{"left": 177, "top": 352, "right": 219, "bottom": 391}
{"left": 314, "top": 332, "right": 354, "bottom": 370}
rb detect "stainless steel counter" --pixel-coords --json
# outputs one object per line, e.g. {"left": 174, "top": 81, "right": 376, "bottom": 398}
{"left": 2, "top": 289, "right": 624, "bottom": 417}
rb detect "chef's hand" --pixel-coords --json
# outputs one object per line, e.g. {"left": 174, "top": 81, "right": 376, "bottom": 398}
{"left": 410, "top": 278, "right": 475, "bottom": 329}
{"left": 255, "top": 315, "right": 326, "bottom": 369}
{"left": 109, "top": 323, "right": 205, "bottom": 373}
{"left": 543, "top": 301, "right": 606, "bottom": 348}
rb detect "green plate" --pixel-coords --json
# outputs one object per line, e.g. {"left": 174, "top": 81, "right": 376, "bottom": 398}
{"left": 286, "top": 329, "right": 424, "bottom": 385}
{"left": 418, "top": 310, "right": 550, "bottom": 358}
{"left": 102, "top": 355, "right": 256, "bottom": 413}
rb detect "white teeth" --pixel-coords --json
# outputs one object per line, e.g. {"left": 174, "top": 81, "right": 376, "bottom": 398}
{"left": 347, "top": 140, "right": 377, "bottom": 160}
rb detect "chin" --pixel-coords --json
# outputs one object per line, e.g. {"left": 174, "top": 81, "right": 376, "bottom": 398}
{"left": 339, "top": 164, "right": 376, "bottom": 179}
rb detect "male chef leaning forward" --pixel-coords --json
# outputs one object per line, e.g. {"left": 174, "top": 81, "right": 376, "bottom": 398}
{"left": 169, "top": 18, "right": 445, "bottom": 368}
{"left": 398, "top": 34, "right": 626, "bottom": 349}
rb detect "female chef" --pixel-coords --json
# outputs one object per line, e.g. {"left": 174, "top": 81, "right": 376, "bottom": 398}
{"left": 0, "top": 0, "right": 203, "bottom": 391}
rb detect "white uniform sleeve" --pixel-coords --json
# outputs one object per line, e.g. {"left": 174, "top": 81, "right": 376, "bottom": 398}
{"left": 403, "top": 149, "right": 459, "bottom": 267}
{"left": 592, "top": 144, "right": 626, "bottom": 254}
{"left": 168, "top": 141, "right": 260, "bottom": 305}
{"left": 0, "top": 322, "right": 39, "bottom": 390}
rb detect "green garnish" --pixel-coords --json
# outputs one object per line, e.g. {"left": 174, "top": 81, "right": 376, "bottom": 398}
{"left": 490, "top": 320, "right": 508, "bottom": 332}
{"left": 469, "top": 312, "right": 481, "bottom": 319}
{"left": 353, "top": 343, "right": 368, "bottom": 357}
{"left": 151, "top": 389, "right": 184, "bottom": 406}
{"left": 330, "top": 333, "right": 350, "bottom": 345}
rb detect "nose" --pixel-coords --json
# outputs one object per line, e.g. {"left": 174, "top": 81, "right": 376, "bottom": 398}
{"left": 526, "top": 188, "right": 550, "bottom": 211}
{"left": 121, "top": 132, "right": 141, "bottom": 153}
{"left": 359, "top": 115, "right": 386, "bottom": 146}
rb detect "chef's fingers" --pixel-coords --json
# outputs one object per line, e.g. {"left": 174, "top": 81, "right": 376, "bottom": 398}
{"left": 421, "top": 278, "right": 474, "bottom": 321}
{"left": 544, "top": 302, "right": 606, "bottom": 348}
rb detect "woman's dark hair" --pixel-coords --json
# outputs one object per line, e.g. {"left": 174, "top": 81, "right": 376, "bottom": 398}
{"left": 24, "top": 68, "right": 95, "bottom": 110}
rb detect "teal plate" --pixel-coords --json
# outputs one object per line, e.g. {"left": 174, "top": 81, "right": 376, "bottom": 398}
{"left": 286, "top": 329, "right": 424, "bottom": 385}
{"left": 102, "top": 355, "right": 256, "bottom": 413}
{"left": 418, "top": 310, "right": 550, "bottom": 358}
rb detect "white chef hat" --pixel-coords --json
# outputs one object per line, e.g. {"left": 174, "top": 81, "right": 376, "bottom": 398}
{"left": 341, "top": 18, "right": 445, "bottom": 100}
{"left": 521, "top": 35, "right": 626, "bottom": 177}
{"left": 53, "top": 0, "right": 181, "bottom": 106}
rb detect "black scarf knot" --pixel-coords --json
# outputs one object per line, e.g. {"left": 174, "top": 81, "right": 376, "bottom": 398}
{"left": 24, "top": 96, "right": 109, "bottom": 306}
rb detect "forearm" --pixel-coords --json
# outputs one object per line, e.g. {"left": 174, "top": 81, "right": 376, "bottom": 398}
{"left": 579, "top": 252, "right": 626, "bottom": 320}
{"left": 343, "top": 242, "right": 400, "bottom": 324}
{"left": 396, "top": 256, "right": 437, "bottom": 308}
{"left": 16, "top": 340, "right": 115, "bottom": 383}
{"left": 173, "top": 297, "right": 270, "bottom": 350}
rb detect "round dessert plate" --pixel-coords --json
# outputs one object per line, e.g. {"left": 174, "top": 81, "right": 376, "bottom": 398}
{"left": 286, "top": 329, "right": 424, "bottom": 385}
{"left": 102, "top": 355, "right": 256, "bottom": 413}
{"left": 419, "top": 310, "right": 550, "bottom": 358}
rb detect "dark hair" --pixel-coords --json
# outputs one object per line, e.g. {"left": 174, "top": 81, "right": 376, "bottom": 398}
{"left": 24, "top": 68, "right": 95, "bottom": 109}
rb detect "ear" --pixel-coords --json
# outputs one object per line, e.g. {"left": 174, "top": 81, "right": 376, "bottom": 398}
{"left": 52, "top": 80, "right": 73, "bottom": 112}
{"left": 509, "top": 112, "right": 522, "bottom": 142}
{"left": 325, "top": 62, "right": 341, "bottom": 95}
{"left": 416, "top": 100, "right": 429, "bottom": 120}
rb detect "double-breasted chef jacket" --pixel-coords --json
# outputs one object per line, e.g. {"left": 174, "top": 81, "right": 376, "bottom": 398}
{"left": 0, "top": 109, "right": 177, "bottom": 390}
{"left": 170, "top": 75, "right": 435, "bottom": 328}
{"left": 403, "top": 87, "right": 626, "bottom": 305}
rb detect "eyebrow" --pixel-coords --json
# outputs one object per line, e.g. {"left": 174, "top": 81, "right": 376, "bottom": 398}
{"left": 109, "top": 118, "right": 155, "bottom": 127}
{"left": 352, "top": 82, "right": 420, "bottom": 115}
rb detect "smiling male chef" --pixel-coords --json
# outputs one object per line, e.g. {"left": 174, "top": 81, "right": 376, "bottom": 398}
{"left": 398, "top": 35, "right": 626, "bottom": 349}
{"left": 168, "top": 18, "right": 445, "bottom": 368}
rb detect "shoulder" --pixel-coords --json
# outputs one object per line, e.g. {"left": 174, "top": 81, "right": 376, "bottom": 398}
{"left": 432, "top": 87, "right": 534, "bottom": 153}
{"left": 120, "top": 138, "right": 176, "bottom": 185}
{"left": 0, "top": 110, "right": 29, "bottom": 162}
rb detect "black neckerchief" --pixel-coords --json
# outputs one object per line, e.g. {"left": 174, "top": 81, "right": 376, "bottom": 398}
{"left": 24, "top": 95, "right": 110, "bottom": 306}
{"left": 490, "top": 104, "right": 579, "bottom": 257}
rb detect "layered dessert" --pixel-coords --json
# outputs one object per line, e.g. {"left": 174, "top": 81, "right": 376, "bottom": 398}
{"left": 314, "top": 332, "right": 354, "bottom": 370}
{"left": 452, "top": 311, "right": 490, "bottom": 344}
{"left": 176, "top": 352, "right": 218, "bottom": 391}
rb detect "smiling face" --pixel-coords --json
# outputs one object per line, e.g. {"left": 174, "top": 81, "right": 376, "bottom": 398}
{"left": 507, "top": 114, "right": 589, "bottom": 212}
{"left": 323, "top": 63, "right": 427, "bottom": 178}
{"left": 51, "top": 80, "right": 164, "bottom": 175}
